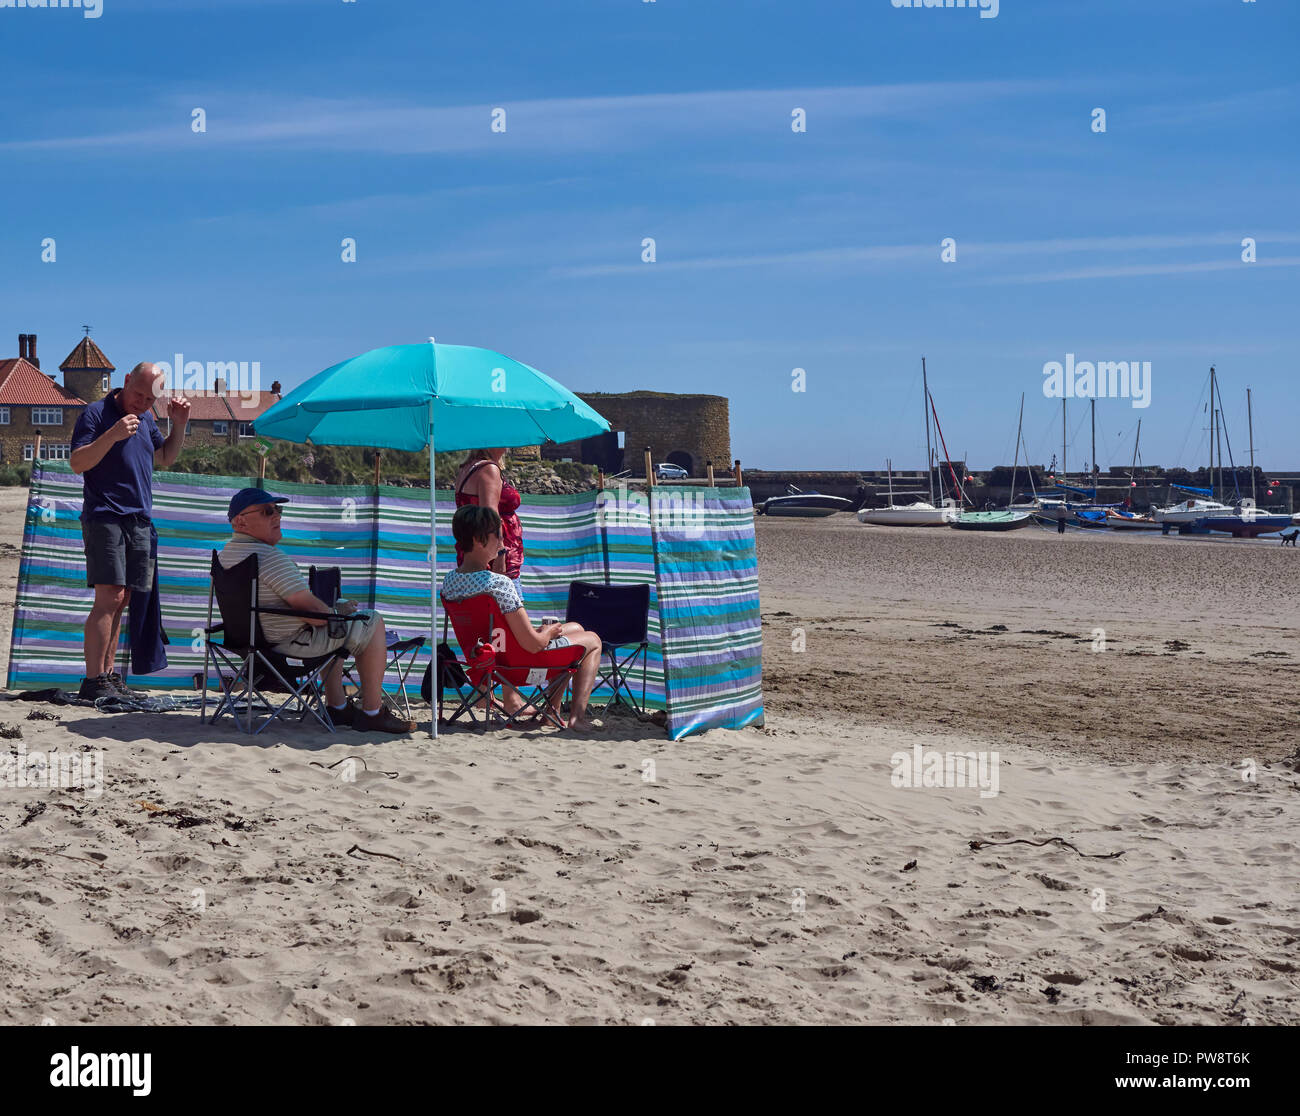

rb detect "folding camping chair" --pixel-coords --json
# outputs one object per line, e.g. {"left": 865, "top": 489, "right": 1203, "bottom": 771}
{"left": 200, "top": 551, "right": 354, "bottom": 734}
{"left": 308, "top": 565, "right": 427, "bottom": 717}
{"left": 440, "top": 592, "right": 586, "bottom": 730}
{"left": 565, "top": 580, "right": 650, "bottom": 715}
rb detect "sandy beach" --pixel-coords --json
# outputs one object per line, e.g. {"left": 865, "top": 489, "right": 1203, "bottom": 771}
{"left": 2, "top": 496, "right": 1297, "bottom": 1025}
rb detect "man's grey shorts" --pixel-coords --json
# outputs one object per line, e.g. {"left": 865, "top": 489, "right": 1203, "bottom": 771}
{"left": 275, "top": 612, "right": 381, "bottom": 659}
{"left": 82, "top": 514, "right": 153, "bottom": 593}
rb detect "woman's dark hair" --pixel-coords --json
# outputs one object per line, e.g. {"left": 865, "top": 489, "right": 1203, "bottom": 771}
{"left": 452, "top": 504, "right": 501, "bottom": 551}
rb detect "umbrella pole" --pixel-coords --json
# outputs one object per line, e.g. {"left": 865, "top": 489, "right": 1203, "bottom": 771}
{"left": 436, "top": 403, "right": 441, "bottom": 738}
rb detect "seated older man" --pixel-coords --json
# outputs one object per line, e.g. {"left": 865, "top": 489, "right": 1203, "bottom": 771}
{"left": 217, "top": 487, "right": 414, "bottom": 734}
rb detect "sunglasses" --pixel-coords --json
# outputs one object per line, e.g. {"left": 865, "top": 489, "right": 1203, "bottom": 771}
{"left": 257, "top": 505, "right": 283, "bottom": 517}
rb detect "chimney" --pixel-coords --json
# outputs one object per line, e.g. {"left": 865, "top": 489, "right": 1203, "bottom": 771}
{"left": 214, "top": 377, "right": 226, "bottom": 395}
{"left": 270, "top": 380, "right": 281, "bottom": 395}
{"left": 17, "top": 334, "right": 28, "bottom": 360}
{"left": 28, "top": 333, "right": 39, "bottom": 369}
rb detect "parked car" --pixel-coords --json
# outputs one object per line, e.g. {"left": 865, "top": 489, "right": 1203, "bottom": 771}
{"left": 655, "top": 463, "right": 689, "bottom": 479}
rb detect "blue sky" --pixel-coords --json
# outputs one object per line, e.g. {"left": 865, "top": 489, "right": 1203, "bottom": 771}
{"left": 2, "top": 0, "right": 1297, "bottom": 471}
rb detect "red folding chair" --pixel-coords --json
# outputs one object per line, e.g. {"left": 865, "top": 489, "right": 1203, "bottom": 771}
{"left": 440, "top": 592, "right": 585, "bottom": 730}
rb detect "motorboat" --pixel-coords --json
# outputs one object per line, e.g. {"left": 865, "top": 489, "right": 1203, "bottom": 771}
{"left": 759, "top": 485, "right": 853, "bottom": 517}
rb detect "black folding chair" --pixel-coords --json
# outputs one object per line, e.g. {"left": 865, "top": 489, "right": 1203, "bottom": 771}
{"left": 565, "top": 580, "right": 650, "bottom": 715}
{"left": 201, "top": 551, "right": 353, "bottom": 734}
{"left": 308, "top": 565, "right": 427, "bottom": 717}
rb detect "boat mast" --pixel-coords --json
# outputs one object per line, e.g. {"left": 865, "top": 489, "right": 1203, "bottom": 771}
{"left": 1062, "top": 398, "right": 1067, "bottom": 494}
{"left": 1090, "top": 397, "right": 1097, "bottom": 500}
{"left": 922, "top": 357, "right": 934, "bottom": 505}
{"left": 1209, "top": 365, "right": 1216, "bottom": 501}
{"left": 1009, "top": 392, "right": 1024, "bottom": 511}
{"left": 1129, "top": 419, "right": 1141, "bottom": 506}
{"left": 1213, "top": 372, "right": 1241, "bottom": 503}
{"left": 1247, "top": 386, "right": 1256, "bottom": 506}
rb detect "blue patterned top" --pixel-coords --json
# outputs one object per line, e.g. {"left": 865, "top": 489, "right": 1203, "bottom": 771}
{"left": 440, "top": 568, "right": 522, "bottom": 614}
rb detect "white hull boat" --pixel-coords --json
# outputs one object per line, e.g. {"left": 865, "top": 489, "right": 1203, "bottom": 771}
{"left": 857, "top": 502, "right": 956, "bottom": 527}
{"left": 1106, "top": 509, "right": 1162, "bottom": 530}
{"left": 1153, "top": 498, "right": 1235, "bottom": 525}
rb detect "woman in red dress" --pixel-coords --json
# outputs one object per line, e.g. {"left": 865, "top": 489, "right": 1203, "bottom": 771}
{"left": 453, "top": 448, "right": 524, "bottom": 592}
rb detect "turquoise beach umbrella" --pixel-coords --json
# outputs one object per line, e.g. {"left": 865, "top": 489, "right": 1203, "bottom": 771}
{"left": 254, "top": 341, "right": 610, "bottom": 451}
{"left": 254, "top": 340, "right": 611, "bottom": 736}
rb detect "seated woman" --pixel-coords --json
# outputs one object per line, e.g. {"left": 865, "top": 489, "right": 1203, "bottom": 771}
{"left": 443, "top": 504, "right": 603, "bottom": 732}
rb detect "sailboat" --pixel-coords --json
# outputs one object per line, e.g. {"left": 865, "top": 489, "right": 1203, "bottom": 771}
{"left": 1027, "top": 398, "right": 1115, "bottom": 528}
{"left": 1107, "top": 419, "right": 1161, "bottom": 529}
{"left": 857, "top": 360, "right": 957, "bottom": 527}
{"left": 857, "top": 458, "right": 954, "bottom": 526}
{"left": 949, "top": 393, "right": 1031, "bottom": 530}
{"left": 1154, "top": 368, "right": 1292, "bottom": 537}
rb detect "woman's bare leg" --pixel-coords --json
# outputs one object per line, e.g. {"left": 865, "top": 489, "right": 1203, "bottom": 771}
{"left": 565, "top": 632, "right": 604, "bottom": 731}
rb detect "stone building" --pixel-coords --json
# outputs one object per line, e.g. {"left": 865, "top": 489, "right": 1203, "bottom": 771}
{"left": 0, "top": 333, "right": 101, "bottom": 465}
{"left": 538, "top": 390, "right": 731, "bottom": 477}
{"left": 150, "top": 378, "right": 283, "bottom": 448}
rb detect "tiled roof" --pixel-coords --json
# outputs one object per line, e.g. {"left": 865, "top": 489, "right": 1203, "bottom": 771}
{"left": 59, "top": 337, "right": 116, "bottom": 372}
{"left": 226, "top": 390, "right": 282, "bottom": 422}
{"left": 0, "top": 359, "right": 89, "bottom": 407}
{"left": 152, "top": 394, "right": 231, "bottom": 422}
{"left": 151, "top": 389, "right": 282, "bottom": 424}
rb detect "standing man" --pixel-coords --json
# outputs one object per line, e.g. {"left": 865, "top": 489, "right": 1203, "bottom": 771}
{"left": 70, "top": 363, "right": 190, "bottom": 700}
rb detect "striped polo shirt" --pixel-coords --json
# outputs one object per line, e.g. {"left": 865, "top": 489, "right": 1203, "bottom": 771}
{"left": 217, "top": 533, "right": 310, "bottom": 644}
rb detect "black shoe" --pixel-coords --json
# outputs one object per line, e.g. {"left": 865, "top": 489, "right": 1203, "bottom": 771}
{"left": 108, "top": 672, "right": 134, "bottom": 697}
{"left": 77, "top": 674, "right": 116, "bottom": 702}
{"left": 353, "top": 706, "right": 417, "bottom": 734}
{"left": 327, "top": 700, "right": 358, "bottom": 728}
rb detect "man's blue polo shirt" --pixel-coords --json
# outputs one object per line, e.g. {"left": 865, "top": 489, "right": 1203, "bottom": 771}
{"left": 71, "top": 389, "right": 166, "bottom": 520}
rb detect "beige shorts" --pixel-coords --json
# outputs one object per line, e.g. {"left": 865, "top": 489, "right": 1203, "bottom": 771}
{"left": 275, "top": 612, "right": 380, "bottom": 660}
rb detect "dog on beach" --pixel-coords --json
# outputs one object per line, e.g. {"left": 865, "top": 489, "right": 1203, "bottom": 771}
{"left": 1281, "top": 528, "right": 1299, "bottom": 548}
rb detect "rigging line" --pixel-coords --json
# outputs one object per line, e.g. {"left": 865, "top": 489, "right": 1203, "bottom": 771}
{"left": 1213, "top": 376, "right": 1242, "bottom": 501}
{"left": 1027, "top": 408, "right": 1058, "bottom": 470}
{"left": 1173, "top": 369, "right": 1211, "bottom": 469}
{"left": 890, "top": 362, "right": 923, "bottom": 450}
{"left": 928, "top": 390, "right": 966, "bottom": 505}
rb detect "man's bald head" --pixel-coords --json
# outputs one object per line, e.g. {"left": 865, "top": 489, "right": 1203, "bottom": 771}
{"left": 120, "top": 362, "right": 166, "bottom": 416}
{"left": 126, "top": 362, "right": 163, "bottom": 389}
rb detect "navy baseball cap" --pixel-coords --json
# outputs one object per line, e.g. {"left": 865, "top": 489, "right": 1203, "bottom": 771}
{"left": 227, "top": 488, "right": 289, "bottom": 520}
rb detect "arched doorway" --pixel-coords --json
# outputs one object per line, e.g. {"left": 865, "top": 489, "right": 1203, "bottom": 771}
{"left": 665, "top": 451, "right": 693, "bottom": 476}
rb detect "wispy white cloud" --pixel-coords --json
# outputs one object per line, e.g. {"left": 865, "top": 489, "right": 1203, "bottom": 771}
{"left": 982, "top": 256, "right": 1300, "bottom": 284}
{"left": 1123, "top": 85, "right": 1300, "bottom": 130}
{"left": 548, "top": 233, "right": 1300, "bottom": 279}
{"left": 193, "top": 178, "right": 588, "bottom": 224}
{"left": 0, "top": 81, "right": 1058, "bottom": 155}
